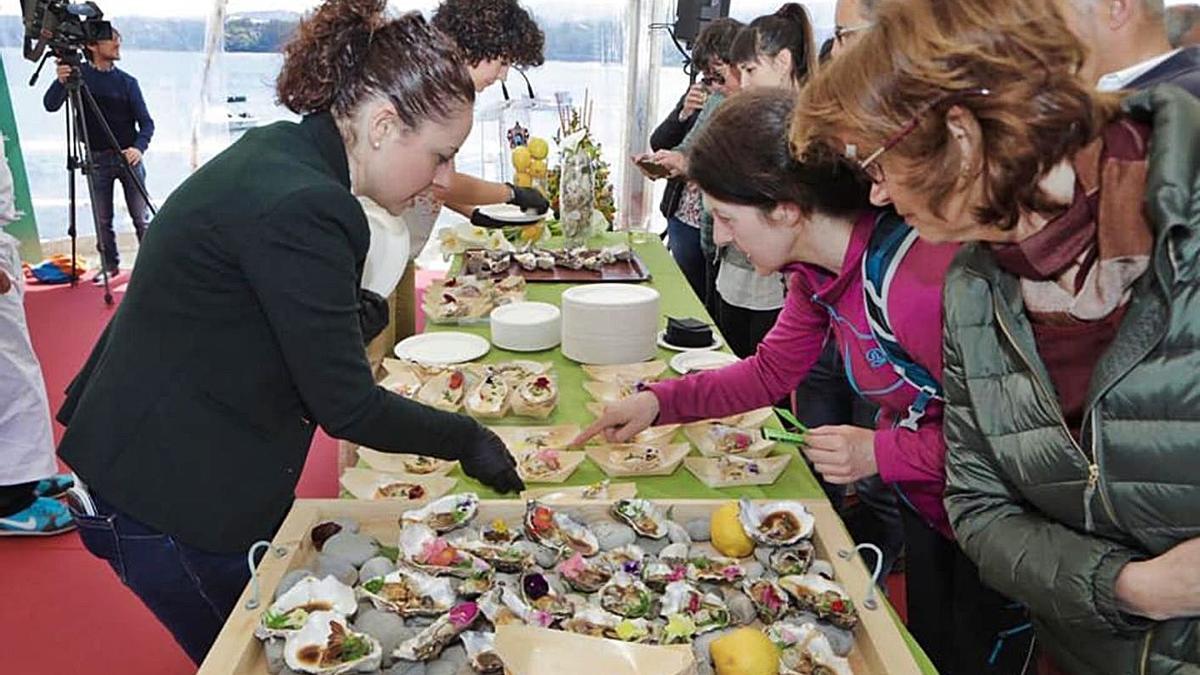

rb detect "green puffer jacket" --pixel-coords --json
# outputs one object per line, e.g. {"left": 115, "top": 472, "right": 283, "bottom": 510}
{"left": 942, "top": 85, "right": 1200, "bottom": 675}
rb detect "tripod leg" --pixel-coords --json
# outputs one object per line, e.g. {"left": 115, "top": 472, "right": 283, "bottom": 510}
{"left": 79, "top": 84, "right": 156, "bottom": 216}
{"left": 66, "top": 85, "right": 115, "bottom": 307}
{"left": 65, "top": 96, "right": 78, "bottom": 287}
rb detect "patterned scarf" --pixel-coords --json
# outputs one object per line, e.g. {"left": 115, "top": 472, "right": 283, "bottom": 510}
{"left": 991, "top": 118, "right": 1153, "bottom": 323}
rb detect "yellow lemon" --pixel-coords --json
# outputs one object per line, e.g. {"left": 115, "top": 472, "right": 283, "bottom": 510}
{"left": 512, "top": 146, "right": 532, "bottom": 171}
{"left": 529, "top": 159, "right": 549, "bottom": 179}
{"left": 519, "top": 223, "right": 544, "bottom": 242}
{"left": 528, "top": 137, "right": 549, "bottom": 160}
{"left": 711, "top": 628, "right": 780, "bottom": 675}
{"left": 513, "top": 172, "right": 533, "bottom": 188}
{"left": 711, "top": 501, "right": 754, "bottom": 558}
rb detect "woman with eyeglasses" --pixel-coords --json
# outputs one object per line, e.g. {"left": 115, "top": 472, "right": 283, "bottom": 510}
{"left": 794, "top": 0, "right": 1200, "bottom": 672}
{"left": 578, "top": 88, "right": 1029, "bottom": 674}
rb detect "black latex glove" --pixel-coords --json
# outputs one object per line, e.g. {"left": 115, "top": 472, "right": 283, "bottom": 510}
{"left": 470, "top": 208, "right": 509, "bottom": 229}
{"left": 357, "top": 288, "right": 390, "bottom": 345}
{"left": 506, "top": 183, "right": 550, "bottom": 214}
{"left": 459, "top": 423, "right": 525, "bottom": 494}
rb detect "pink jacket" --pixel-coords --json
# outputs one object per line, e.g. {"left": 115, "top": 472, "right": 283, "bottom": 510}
{"left": 651, "top": 210, "right": 960, "bottom": 538}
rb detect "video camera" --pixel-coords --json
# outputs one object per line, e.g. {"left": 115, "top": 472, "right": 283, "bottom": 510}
{"left": 22, "top": 0, "right": 113, "bottom": 63}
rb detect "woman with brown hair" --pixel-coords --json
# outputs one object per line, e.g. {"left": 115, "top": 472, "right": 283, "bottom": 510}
{"left": 793, "top": 0, "right": 1200, "bottom": 672}
{"left": 55, "top": 0, "right": 522, "bottom": 664}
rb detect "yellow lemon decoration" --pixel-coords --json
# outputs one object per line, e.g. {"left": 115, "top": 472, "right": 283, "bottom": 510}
{"left": 512, "top": 146, "right": 532, "bottom": 172}
{"left": 528, "top": 137, "right": 549, "bottom": 160}
{"left": 529, "top": 159, "right": 549, "bottom": 179}
{"left": 519, "top": 223, "right": 544, "bottom": 243}
{"left": 514, "top": 172, "right": 533, "bottom": 188}
{"left": 711, "top": 501, "right": 755, "bottom": 558}
{"left": 711, "top": 627, "right": 780, "bottom": 675}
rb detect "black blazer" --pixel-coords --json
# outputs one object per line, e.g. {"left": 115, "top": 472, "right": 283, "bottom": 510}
{"left": 58, "top": 113, "right": 479, "bottom": 553}
{"left": 1129, "top": 46, "right": 1200, "bottom": 98}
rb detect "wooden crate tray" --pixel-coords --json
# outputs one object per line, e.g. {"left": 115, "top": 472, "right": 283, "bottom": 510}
{"left": 199, "top": 498, "right": 922, "bottom": 675}
{"left": 463, "top": 248, "right": 653, "bottom": 283}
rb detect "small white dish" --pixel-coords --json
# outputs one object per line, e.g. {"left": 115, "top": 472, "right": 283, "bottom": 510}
{"left": 477, "top": 203, "right": 546, "bottom": 224}
{"left": 670, "top": 350, "right": 740, "bottom": 374}
{"left": 394, "top": 332, "right": 491, "bottom": 364}
{"left": 657, "top": 329, "right": 723, "bottom": 353}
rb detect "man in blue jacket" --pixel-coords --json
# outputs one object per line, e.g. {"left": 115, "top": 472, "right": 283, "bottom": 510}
{"left": 43, "top": 27, "right": 155, "bottom": 283}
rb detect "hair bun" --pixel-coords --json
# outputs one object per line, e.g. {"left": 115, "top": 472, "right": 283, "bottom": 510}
{"left": 775, "top": 2, "right": 809, "bottom": 23}
{"left": 276, "top": 0, "right": 388, "bottom": 115}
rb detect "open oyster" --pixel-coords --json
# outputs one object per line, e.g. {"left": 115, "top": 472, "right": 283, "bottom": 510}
{"left": 394, "top": 601, "right": 481, "bottom": 662}
{"left": 659, "top": 581, "right": 730, "bottom": 641}
{"left": 511, "top": 374, "right": 558, "bottom": 419}
{"left": 257, "top": 575, "right": 358, "bottom": 639}
{"left": 399, "top": 524, "right": 491, "bottom": 578}
{"left": 481, "top": 518, "right": 521, "bottom": 546}
{"left": 557, "top": 552, "right": 613, "bottom": 593}
{"left": 779, "top": 574, "right": 859, "bottom": 630}
{"left": 743, "top": 578, "right": 791, "bottom": 624}
{"left": 401, "top": 493, "right": 479, "bottom": 534}
{"left": 562, "top": 607, "right": 655, "bottom": 643}
{"left": 461, "top": 630, "right": 504, "bottom": 674}
{"left": 416, "top": 369, "right": 473, "bottom": 412}
{"left": 602, "top": 544, "right": 647, "bottom": 577}
{"left": 769, "top": 622, "right": 855, "bottom": 675}
{"left": 457, "top": 540, "right": 535, "bottom": 574}
{"left": 520, "top": 571, "right": 575, "bottom": 617}
{"left": 770, "top": 541, "right": 816, "bottom": 576}
{"left": 356, "top": 567, "right": 457, "bottom": 617}
{"left": 456, "top": 571, "right": 495, "bottom": 599}
{"left": 523, "top": 501, "right": 600, "bottom": 557}
{"left": 610, "top": 499, "right": 668, "bottom": 539}
{"left": 478, "top": 585, "right": 553, "bottom": 628}
{"left": 685, "top": 555, "right": 747, "bottom": 584}
{"left": 600, "top": 572, "right": 655, "bottom": 619}
{"left": 284, "top": 611, "right": 382, "bottom": 674}
{"left": 739, "top": 499, "right": 816, "bottom": 547}
{"left": 465, "top": 375, "right": 510, "bottom": 419}
{"left": 642, "top": 554, "right": 687, "bottom": 593}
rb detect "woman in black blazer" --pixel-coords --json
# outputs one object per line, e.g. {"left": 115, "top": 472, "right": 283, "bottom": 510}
{"left": 56, "top": 0, "right": 521, "bottom": 664}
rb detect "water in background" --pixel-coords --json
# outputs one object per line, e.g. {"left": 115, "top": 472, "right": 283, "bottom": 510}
{"left": 3, "top": 46, "right": 688, "bottom": 242}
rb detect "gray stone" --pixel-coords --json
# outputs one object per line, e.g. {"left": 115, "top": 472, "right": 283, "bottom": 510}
{"left": 332, "top": 517, "right": 361, "bottom": 533}
{"left": 532, "top": 544, "right": 561, "bottom": 569}
{"left": 316, "top": 554, "right": 359, "bottom": 586}
{"left": 440, "top": 644, "right": 468, "bottom": 665}
{"left": 687, "top": 543, "right": 720, "bottom": 560}
{"left": 593, "top": 521, "right": 637, "bottom": 551}
{"left": 636, "top": 535, "right": 672, "bottom": 556}
{"left": 816, "top": 621, "right": 855, "bottom": 657}
{"left": 383, "top": 662, "right": 426, "bottom": 675}
{"left": 324, "top": 532, "right": 381, "bottom": 567}
{"left": 742, "top": 561, "right": 765, "bottom": 579}
{"left": 666, "top": 520, "right": 692, "bottom": 545}
{"left": 684, "top": 518, "right": 712, "bottom": 542}
{"left": 753, "top": 546, "right": 772, "bottom": 567}
{"left": 722, "top": 589, "right": 756, "bottom": 626}
{"left": 542, "top": 572, "right": 567, "bottom": 596}
{"left": 360, "top": 556, "right": 398, "bottom": 582}
{"left": 264, "top": 638, "right": 286, "bottom": 674}
{"left": 691, "top": 627, "right": 735, "bottom": 670}
{"left": 695, "top": 660, "right": 715, "bottom": 675}
{"left": 358, "top": 599, "right": 378, "bottom": 616}
{"left": 274, "top": 569, "right": 314, "bottom": 600}
{"left": 353, "top": 609, "right": 409, "bottom": 663}
{"left": 425, "top": 661, "right": 458, "bottom": 675}
{"left": 407, "top": 615, "right": 436, "bottom": 628}
{"left": 453, "top": 662, "right": 477, "bottom": 675}
{"left": 280, "top": 669, "right": 304, "bottom": 675}
{"left": 811, "top": 559, "right": 835, "bottom": 579}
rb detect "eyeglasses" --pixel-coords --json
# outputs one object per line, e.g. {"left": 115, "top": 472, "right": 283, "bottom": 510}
{"left": 854, "top": 87, "right": 992, "bottom": 184}
{"left": 700, "top": 73, "right": 725, "bottom": 87}
{"left": 500, "top": 67, "right": 535, "bottom": 102}
{"left": 833, "top": 23, "right": 871, "bottom": 45}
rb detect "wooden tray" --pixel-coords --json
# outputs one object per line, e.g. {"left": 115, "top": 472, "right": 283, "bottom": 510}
{"left": 199, "top": 499, "right": 923, "bottom": 675}
{"left": 463, "top": 248, "right": 652, "bottom": 283}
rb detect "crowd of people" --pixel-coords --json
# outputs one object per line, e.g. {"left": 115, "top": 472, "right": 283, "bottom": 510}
{"left": 1, "top": 0, "right": 1198, "bottom": 672}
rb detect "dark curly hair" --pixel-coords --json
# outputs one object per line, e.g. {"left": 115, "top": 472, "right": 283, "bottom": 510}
{"left": 691, "top": 17, "right": 744, "bottom": 71}
{"left": 432, "top": 0, "right": 546, "bottom": 68}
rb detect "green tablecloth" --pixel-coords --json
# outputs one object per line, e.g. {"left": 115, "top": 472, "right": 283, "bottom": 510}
{"left": 421, "top": 232, "right": 937, "bottom": 673}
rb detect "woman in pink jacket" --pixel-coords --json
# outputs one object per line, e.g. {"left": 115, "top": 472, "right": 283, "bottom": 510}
{"left": 578, "top": 88, "right": 1028, "bottom": 673}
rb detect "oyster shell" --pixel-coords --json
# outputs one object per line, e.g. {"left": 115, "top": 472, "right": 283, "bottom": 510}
{"left": 481, "top": 518, "right": 521, "bottom": 546}
{"left": 457, "top": 540, "right": 535, "bottom": 574}
{"left": 456, "top": 571, "right": 495, "bottom": 599}
{"left": 641, "top": 555, "right": 687, "bottom": 593}
{"left": 557, "top": 552, "right": 614, "bottom": 593}
{"left": 610, "top": 498, "right": 669, "bottom": 539}
{"left": 401, "top": 493, "right": 479, "bottom": 534}
{"left": 599, "top": 572, "right": 655, "bottom": 619}
{"left": 283, "top": 611, "right": 382, "bottom": 674}
{"left": 743, "top": 578, "right": 791, "bottom": 624}
{"left": 768, "top": 622, "right": 855, "bottom": 675}
{"left": 779, "top": 574, "right": 859, "bottom": 630}
{"left": 685, "top": 555, "right": 747, "bottom": 584}
{"left": 561, "top": 607, "right": 655, "bottom": 643}
{"left": 659, "top": 581, "right": 730, "bottom": 640}
{"left": 739, "top": 499, "right": 816, "bottom": 547}
{"left": 393, "top": 601, "right": 481, "bottom": 662}
{"left": 601, "top": 544, "right": 647, "bottom": 577}
{"left": 356, "top": 567, "right": 457, "bottom": 617}
{"left": 478, "top": 585, "right": 553, "bottom": 628}
{"left": 461, "top": 630, "right": 504, "bottom": 674}
{"left": 465, "top": 375, "right": 510, "bottom": 419}
{"left": 257, "top": 575, "right": 358, "bottom": 639}
{"left": 399, "top": 524, "right": 491, "bottom": 578}
{"left": 520, "top": 571, "right": 575, "bottom": 617}
{"left": 770, "top": 542, "right": 816, "bottom": 576}
{"left": 523, "top": 501, "right": 600, "bottom": 557}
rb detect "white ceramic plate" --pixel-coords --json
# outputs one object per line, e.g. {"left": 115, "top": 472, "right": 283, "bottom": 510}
{"left": 477, "top": 203, "right": 546, "bottom": 224}
{"left": 562, "top": 283, "right": 661, "bottom": 307}
{"left": 656, "top": 329, "right": 723, "bottom": 353}
{"left": 394, "top": 332, "right": 491, "bottom": 364}
{"left": 670, "top": 350, "right": 740, "bottom": 374}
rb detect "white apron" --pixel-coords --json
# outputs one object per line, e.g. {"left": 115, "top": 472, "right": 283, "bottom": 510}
{"left": 0, "top": 232, "right": 56, "bottom": 485}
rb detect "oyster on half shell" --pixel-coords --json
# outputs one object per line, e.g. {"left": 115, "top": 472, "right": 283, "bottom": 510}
{"left": 610, "top": 498, "right": 668, "bottom": 539}
{"left": 257, "top": 575, "right": 357, "bottom": 640}
{"left": 356, "top": 567, "right": 457, "bottom": 617}
{"left": 599, "top": 572, "right": 655, "bottom": 619}
{"left": 523, "top": 501, "right": 599, "bottom": 557}
{"left": 738, "top": 498, "right": 816, "bottom": 547}
{"left": 283, "top": 611, "right": 382, "bottom": 674}
{"left": 401, "top": 493, "right": 479, "bottom": 534}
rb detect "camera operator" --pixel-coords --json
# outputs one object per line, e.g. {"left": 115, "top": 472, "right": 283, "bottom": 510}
{"left": 43, "top": 26, "right": 154, "bottom": 284}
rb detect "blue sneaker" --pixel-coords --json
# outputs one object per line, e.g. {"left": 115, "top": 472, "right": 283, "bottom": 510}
{"left": 0, "top": 497, "right": 77, "bottom": 536}
{"left": 35, "top": 473, "right": 75, "bottom": 499}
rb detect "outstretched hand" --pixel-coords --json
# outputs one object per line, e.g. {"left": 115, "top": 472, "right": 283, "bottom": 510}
{"left": 573, "top": 391, "right": 661, "bottom": 446}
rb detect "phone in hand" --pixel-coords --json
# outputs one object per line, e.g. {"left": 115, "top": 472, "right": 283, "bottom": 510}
{"left": 633, "top": 155, "right": 672, "bottom": 180}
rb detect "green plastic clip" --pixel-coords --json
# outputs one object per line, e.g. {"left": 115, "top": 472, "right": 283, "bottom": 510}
{"left": 762, "top": 407, "right": 808, "bottom": 445}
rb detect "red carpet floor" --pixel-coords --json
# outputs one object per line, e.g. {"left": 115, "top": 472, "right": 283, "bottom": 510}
{"left": 4, "top": 274, "right": 905, "bottom": 674}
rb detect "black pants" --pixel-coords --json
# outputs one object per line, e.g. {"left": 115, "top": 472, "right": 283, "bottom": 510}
{"left": 902, "top": 507, "right": 1033, "bottom": 675}
{"left": 0, "top": 481, "right": 37, "bottom": 517}
{"left": 716, "top": 296, "right": 781, "bottom": 359}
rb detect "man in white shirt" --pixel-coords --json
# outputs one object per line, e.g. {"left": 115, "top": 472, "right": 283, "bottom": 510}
{"left": 1063, "top": 0, "right": 1200, "bottom": 95}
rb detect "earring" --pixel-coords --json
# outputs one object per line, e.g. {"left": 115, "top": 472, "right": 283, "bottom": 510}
{"left": 372, "top": 141, "right": 381, "bottom": 150}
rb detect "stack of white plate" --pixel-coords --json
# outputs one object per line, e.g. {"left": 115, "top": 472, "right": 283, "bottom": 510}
{"left": 490, "top": 302, "right": 562, "bottom": 352}
{"left": 561, "top": 284, "right": 661, "bottom": 365}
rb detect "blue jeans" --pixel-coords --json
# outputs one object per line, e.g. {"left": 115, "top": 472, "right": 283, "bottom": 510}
{"left": 90, "top": 151, "right": 149, "bottom": 271}
{"left": 68, "top": 491, "right": 254, "bottom": 665}
{"left": 666, "top": 216, "right": 707, "bottom": 302}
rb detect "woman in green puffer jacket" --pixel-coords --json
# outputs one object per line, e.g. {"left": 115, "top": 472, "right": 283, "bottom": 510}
{"left": 791, "top": 0, "right": 1200, "bottom": 673}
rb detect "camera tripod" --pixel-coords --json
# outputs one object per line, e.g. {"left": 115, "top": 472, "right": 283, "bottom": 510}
{"left": 31, "top": 47, "right": 156, "bottom": 306}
